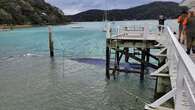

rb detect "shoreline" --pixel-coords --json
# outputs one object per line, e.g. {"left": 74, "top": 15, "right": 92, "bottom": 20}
{"left": 0, "top": 22, "right": 72, "bottom": 30}
{"left": 0, "top": 24, "right": 32, "bottom": 30}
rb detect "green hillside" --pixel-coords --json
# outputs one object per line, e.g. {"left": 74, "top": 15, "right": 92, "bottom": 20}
{"left": 0, "top": 0, "right": 69, "bottom": 25}
{"left": 69, "top": 2, "right": 188, "bottom": 22}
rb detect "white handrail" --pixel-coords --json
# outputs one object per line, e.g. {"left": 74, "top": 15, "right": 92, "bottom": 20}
{"left": 167, "top": 27, "right": 195, "bottom": 84}
{"left": 167, "top": 26, "right": 195, "bottom": 109}
{"left": 146, "top": 26, "right": 195, "bottom": 109}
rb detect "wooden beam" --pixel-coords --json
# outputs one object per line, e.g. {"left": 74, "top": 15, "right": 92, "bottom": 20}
{"left": 128, "top": 53, "right": 159, "bottom": 69}
{"left": 109, "top": 68, "right": 140, "bottom": 73}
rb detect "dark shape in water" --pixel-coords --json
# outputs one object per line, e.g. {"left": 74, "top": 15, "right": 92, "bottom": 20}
{"left": 71, "top": 58, "right": 141, "bottom": 70}
{"left": 71, "top": 58, "right": 105, "bottom": 66}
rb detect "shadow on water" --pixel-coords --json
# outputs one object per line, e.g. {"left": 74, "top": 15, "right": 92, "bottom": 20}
{"left": 71, "top": 58, "right": 106, "bottom": 67}
{"left": 71, "top": 57, "right": 141, "bottom": 68}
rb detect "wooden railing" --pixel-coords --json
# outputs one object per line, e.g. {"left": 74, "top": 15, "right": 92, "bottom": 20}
{"left": 107, "top": 24, "right": 149, "bottom": 39}
{"left": 167, "top": 26, "right": 195, "bottom": 109}
{"left": 106, "top": 23, "right": 195, "bottom": 109}
{"left": 146, "top": 27, "right": 195, "bottom": 109}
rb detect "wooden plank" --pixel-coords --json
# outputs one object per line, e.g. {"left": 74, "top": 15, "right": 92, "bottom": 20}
{"left": 151, "top": 73, "right": 170, "bottom": 77}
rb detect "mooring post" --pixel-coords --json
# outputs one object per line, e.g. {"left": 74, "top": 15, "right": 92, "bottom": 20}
{"left": 106, "top": 42, "right": 110, "bottom": 79}
{"left": 140, "top": 49, "right": 146, "bottom": 80}
{"left": 48, "top": 26, "right": 54, "bottom": 57}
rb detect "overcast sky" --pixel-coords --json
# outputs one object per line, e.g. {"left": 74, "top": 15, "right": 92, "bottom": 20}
{"left": 45, "top": 0, "right": 182, "bottom": 15}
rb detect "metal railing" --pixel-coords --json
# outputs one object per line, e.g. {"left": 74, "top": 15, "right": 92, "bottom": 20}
{"left": 107, "top": 24, "right": 150, "bottom": 39}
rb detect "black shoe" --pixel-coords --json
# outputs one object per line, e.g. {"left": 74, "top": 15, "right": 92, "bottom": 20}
{"left": 182, "top": 40, "right": 185, "bottom": 44}
{"left": 178, "top": 38, "right": 180, "bottom": 42}
{"left": 186, "top": 51, "right": 190, "bottom": 55}
{"left": 186, "top": 49, "right": 190, "bottom": 55}
{"left": 192, "top": 50, "right": 195, "bottom": 54}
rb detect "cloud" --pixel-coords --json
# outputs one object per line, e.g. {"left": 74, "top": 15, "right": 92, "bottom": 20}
{"left": 45, "top": 0, "right": 182, "bottom": 15}
{"left": 62, "top": 9, "right": 81, "bottom": 15}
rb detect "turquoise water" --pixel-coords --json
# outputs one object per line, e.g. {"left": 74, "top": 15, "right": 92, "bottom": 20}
{"left": 0, "top": 20, "right": 178, "bottom": 58}
{"left": 0, "top": 20, "right": 177, "bottom": 110}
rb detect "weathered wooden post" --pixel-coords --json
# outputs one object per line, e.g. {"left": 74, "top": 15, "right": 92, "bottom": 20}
{"left": 106, "top": 41, "right": 110, "bottom": 80}
{"left": 124, "top": 47, "right": 129, "bottom": 62}
{"left": 112, "top": 46, "right": 120, "bottom": 79}
{"left": 116, "top": 46, "right": 120, "bottom": 73}
{"left": 106, "top": 23, "right": 111, "bottom": 80}
{"left": 48, "top": 26, "right": 54, "bottom": 57}
{"left": 140, "top": 49, "right": 146, "bottom": 80}
{"left": 146, "top": 48, "right": 150, "bottom": 63}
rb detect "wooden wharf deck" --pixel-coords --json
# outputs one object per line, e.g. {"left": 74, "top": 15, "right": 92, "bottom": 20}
{"left": 105, "top": 24, "right": 195, "bottom": 110}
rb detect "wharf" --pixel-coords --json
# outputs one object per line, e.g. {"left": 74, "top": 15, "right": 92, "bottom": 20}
{"left": 105, "top": 24, "right": 195, "bottom": 110}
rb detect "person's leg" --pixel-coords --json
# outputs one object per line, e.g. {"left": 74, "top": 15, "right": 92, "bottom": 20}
{"left": 162, "top": 26, "right": 164, "bottom": 32}
{"left": 183, "top": 30, "right": 187, "bottom": 45}
{"left": 178, "top": 24, "right": 182, "bottom": 42}
{"left": 158, "top": 25, "right": 161, "bottom": 32}
{"left": 186, "top": 36, "right": 192, "bottom": 54}
{"left": 181, "top": 30, "right": 185, "bottom": 44}
{"left": 192, "top": 38, "right": 195, "bottom": 54}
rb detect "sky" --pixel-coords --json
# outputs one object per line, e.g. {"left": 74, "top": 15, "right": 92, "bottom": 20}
{"left": 45, "top": 0, "right": 182, "bottom": 15}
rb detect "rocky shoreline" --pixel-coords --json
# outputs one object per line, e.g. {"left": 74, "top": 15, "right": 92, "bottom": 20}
{"left": 0, "top": 24, "right": 32, "bottom": 29}
{"left": 0, "top": 0, "right": 69, "bottom": 25}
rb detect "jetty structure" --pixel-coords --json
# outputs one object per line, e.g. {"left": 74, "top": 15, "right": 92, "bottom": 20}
{"left": 105, "top": 0, "right": 195, "bottom": 109}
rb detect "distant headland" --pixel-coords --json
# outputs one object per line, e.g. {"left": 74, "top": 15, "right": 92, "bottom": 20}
{"left": 68, "top": 2, "right": 188, "bottom": 22}
{"left": 0, "top": 0, "right": 70, "bottom": 27}
{"left": 0, "top": 1, "right": 188, "bottom": 27}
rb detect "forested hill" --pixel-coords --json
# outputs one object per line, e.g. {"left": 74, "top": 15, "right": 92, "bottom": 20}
{"left": 69, "top": 2, "right": 188, "bottom": 22}
{"left": 0, "top": 0, "right": 69, "bottom": 25}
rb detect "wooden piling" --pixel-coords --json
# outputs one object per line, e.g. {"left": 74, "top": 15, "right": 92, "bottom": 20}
{"left": 116, "top": 46, "right": 120, "bottom": 77}
{"left": 124, "top": 47, "right": 129, "bottom": 62}
{"left": 146, "top": 48, "right": 150, "bottom": 63}
{"left": 106, "top": 45, "right": 110, "bottom": 79}
{"left": 48, "top": 26, "right": 54, "bottom": 57}
{"left": 116, "top": 47, "right": 120, "bottom": 66}
{"left": 112, "top": 48, "right": 118, "bottom": 80}
{"left": 140, "top": 49, "right": 146, "bottom": 80}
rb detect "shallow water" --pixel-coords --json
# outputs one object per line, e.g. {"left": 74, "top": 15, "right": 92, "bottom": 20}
{"left": 0, "top": 55, "right": 155, "bottom": 110}
{"left": 0, "top": 20, "right": 178, "bottom": 110}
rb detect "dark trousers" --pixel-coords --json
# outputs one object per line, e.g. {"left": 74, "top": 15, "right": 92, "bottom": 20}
{"left": 187, "top": 36, "right": 195, "bottom": 51}
{"left": 179, "top": 24, "right": 183, "bottom": 40}
{"left": 158, "top": 25, "right": 164, "bottom": 32}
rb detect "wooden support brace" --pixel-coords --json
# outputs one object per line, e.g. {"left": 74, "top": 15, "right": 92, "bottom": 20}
{"left": 128, "top": 53, "right": 159, "bottom": 69}
{"left": 145, "top": 88, "right": 176, "bottom": 109}
{"left": 150, "top": 62, "right": 169, "bottom": 77}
